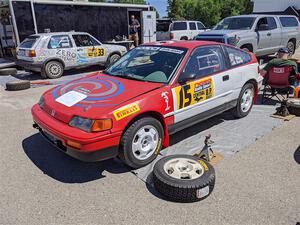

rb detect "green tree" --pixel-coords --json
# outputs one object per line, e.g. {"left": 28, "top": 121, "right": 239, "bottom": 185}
{"left": 167, "top": 0, "right": 253, "bottom": 27}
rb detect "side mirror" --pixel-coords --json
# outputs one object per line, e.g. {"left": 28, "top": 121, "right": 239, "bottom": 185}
{"left": 178, "top": 72, "right": 196, "bottom": 84}
{"left": 257, "top": 24, "right": 269, "bottom": 31}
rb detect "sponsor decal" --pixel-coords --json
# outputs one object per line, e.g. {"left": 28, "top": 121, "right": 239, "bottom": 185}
{"left": 113, "top": 103, "right": 140, "bottom": 121}
{"left": 173, "top": 77, "right": 214, "bottom": 110}
{"left": 53, "top": 77, "right": 124, "bottom": 108}
{"left": 196, "top": 186, "right": 210, "bottom": 199}
{"left": 161, "top": 91, "right": 170, "bottom": 111}
{"left": 198, "top": 160, "right": 209, "bottom": 171}
{"left": 87, "top": 48, "right": 106, "bottom": 57}
{"left": 154, "top": 138, "right": 162, "bottom": 155}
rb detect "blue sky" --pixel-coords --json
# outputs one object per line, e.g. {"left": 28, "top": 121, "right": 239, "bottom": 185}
{"left": 148, "top": 0, "right": 168, "bottom": 18}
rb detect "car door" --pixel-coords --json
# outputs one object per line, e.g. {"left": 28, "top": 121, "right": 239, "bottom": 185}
{"left": 267, "top": 17, "right": 282, "bottom": 51}
{"left": 189, "top": 22, "right": 197, "bottom": 39}
{"left": 47, "top": 35, "right": 77, "bottom": 68}
{"left": 171, "top": 45, "right": 231, "bottom": 124}
{"left": 255, "top": 17, "right": 272, "bottom": 55}
{"left": 197, "top": 21, "right": 206, "bottom": 34}
{"left": 72, "top": 34, "right": 106, "bottom": 65}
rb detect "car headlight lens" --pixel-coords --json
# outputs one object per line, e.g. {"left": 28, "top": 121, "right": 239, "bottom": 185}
{"left": 69, "top": 116, "right": 112, "bottom": 132}
{"left": 227, "top": 36, "right": 240, "bottom": 46}
{"left": 38, "top": 96, "right": 45, "bottom": 109}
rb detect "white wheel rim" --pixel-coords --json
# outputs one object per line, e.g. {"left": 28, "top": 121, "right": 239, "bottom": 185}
{"left": 132, "top": 125, "right": 159, "bottom": 160}
{"left": 49, "top": 63, "right": 61, "bottom": 76}
{"left": 241, "top": 87, "right": 254, "bottom": 113}
{"left": 287, "top": 42, "right": 294, "bottom": 55}
{"left": 110, "top": 55, "right": 120, "bottom": 63}
{"left": 163, "top": 158, "right": 204, "bottom": 180}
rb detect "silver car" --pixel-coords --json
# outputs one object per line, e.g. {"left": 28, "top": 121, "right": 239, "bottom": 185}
{"left": 16, "top": 32, "right": 127, "bottom": 79}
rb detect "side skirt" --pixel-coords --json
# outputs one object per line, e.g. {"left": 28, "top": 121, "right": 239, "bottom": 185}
{"left": 168, "top": 99, "right": 237, "bottom": 135}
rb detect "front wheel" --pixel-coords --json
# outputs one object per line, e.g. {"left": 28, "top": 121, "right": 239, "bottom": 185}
{"left": 232, "top": 83, "right": 255, "bottom": 118}
{"left": 119, "top": 117, "right": 164, "bottom": 169}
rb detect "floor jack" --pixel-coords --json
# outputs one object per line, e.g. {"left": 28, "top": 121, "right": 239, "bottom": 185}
{"left": 195, "top": 134, "right": 215, "bottom": 162}
{"left": 275, "top": 100, "right": 290, "bottom": 117}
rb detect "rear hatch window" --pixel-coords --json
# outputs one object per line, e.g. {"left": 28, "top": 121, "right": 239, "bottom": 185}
{"left": 170, "top": 22, "right": 187, "bottom": 31}
{"left": 19, "top": 35, "right": 40, "bottom": 48}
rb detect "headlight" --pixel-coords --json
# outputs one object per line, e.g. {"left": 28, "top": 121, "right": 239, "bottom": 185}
{"left": 227, "top": 36, "right": 240, "bottom": 46}
{"left": 69, "top": 116, "right": 112, "bottom": 132}
{"left": 38, "top": 96, "right": 45, "bottom": 109}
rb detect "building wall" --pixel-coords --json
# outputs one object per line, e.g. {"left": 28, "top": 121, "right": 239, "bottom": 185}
{"left": 253, "top": 0, "right": 300, "bottom": 13}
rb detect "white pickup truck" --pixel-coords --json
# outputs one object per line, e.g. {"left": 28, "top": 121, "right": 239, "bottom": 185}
{"left": 195, "top": 14, "right": 300, "bottom": 56}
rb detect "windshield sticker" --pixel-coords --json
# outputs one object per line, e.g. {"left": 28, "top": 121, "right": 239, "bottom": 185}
{"left": 159, "top": 48, "right": 184, "bottom": 54}
{"left": 113, "top": 103, "right": 140, "bottom": 121}
{"left": 172, "top": 77, "right": 214, "bottom": 110}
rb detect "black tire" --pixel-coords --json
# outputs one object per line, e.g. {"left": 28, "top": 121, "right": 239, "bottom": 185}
{"left": 153, "top": 155, "right": 215, "bottom": 203}
{"left": 287, "top": 40, "right": 295, "bottom": 56}
{"left": 180, "top": 36, "right": 188, "bottom": 40}
{"left": 0, "top": 68, "right": 17, "bottom": 76}
{"left": 106, "top": 53, "right": 121, "bottom": 68}
{"left": 232, "top": 83, "right": 255, "bottom": 118}
{"left": 6, "top": 80, "right": 30, "bottom": 91}
{"left": 42, "top": 61, "right": 64, "bottom": 79}
{"left": 119, "top": 117, "right": 164, "bottom": 169}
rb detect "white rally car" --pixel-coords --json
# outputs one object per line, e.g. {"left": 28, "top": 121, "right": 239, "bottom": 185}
{"left": 16, "top": 32, "right": 127, "bottom": 79}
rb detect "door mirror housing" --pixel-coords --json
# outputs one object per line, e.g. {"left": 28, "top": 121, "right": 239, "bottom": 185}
{"left": 178, "top": 72, "right": 196, "bottom": 84}
{"left": 257, "top": 24, "right": 269, "bottom": 31}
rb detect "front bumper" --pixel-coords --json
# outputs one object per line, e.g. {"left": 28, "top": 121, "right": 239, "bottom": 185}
{"left": 16, "top": 59, "right": 42, "bottom": 72}
{"left": 32, "top": 104, "right": 121, "bottom": 162}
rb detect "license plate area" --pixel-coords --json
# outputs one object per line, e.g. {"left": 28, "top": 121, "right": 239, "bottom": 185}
{"left": 42, "top": 130, "right": 67, "bottom": 152}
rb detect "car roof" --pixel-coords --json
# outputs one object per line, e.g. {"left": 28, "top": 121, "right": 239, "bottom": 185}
{"left": 227, "top": 14, "right": 298, "bottom": 18}
{"left": 29, "top": 31, "right": 90, "bottom": 37}
{"left": 144, "top": 40, "right": 221, "bottom": 49}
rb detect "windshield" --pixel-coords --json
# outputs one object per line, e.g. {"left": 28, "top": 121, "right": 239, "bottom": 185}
{"left": 214, "top": 17, "right": 255, "bottom": 30}
{"left": 19, "top": 36, "right": 40, "bottom": 48}
{"left": 104, "top": 46, "right": 187, "bottom": 83}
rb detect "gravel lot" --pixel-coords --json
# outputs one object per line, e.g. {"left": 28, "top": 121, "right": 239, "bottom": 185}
{"left": 0, "top": 83, "right": 299, "bottom": 225}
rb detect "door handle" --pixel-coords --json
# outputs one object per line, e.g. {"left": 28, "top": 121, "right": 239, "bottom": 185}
{"left": 223, "top": 75, "right": 229, "bottom": 81}
{"left": 267, "top": 33, "right": 271, "bottom": 36}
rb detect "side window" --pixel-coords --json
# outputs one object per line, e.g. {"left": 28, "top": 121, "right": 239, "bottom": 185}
{"left": 72, "top": 34, "right": 99, "bottom": 47}
{"left": 189, "top": 22, "right": 197, "bottom": 30}
{"left": 183, "top": 45, "right": 226, "bottom": 80}
{"left": 225, "top": 47, "right": 251, "bottom": 67}
{"left": 48, "top": 35, "right": 72, "bottom": 49}
{"left": 197, "top": 22, "right": 205, "bottom": 30}
{"left": 267, "top": 17, "right": 277, "bottom": 30}
{"left": 256, "top": 17, "right": 268, "bottom": 30}
{"left": 280, "top": 17, "right": 299, "bottom": 27}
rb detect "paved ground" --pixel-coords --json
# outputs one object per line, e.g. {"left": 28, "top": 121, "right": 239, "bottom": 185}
{"left": 0, "top": 83, "right": 299, "bottom": 225}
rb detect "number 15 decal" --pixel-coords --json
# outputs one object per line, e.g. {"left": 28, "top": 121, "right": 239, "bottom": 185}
{"left": 179, "top": 85, "right": 192, "bottom": 109}
{"left": 173, "top": 77, "right": 215, "bottom": 110}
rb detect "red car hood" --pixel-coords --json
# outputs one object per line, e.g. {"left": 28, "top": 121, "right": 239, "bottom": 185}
{"left": 42, "top": 73, "right": 163, "bottom": 123}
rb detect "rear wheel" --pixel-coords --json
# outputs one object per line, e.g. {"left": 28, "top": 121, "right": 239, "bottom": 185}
{"left": 287, "top": 40, "right": 295, "bottom": 56}
{"left": 180, "top": 36, "right": 188, "bottom": 40}
{"left": 232, "top": 83, "right": 255, "bottom": 118}
{"left": 106, "top": 53, "right": 120, "bottom": 68}
{"left": 119, "top": 117, "right": 164, "bottom": 169}
{"left": 42, "top": 61, "right": 64, "bottom": 79}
